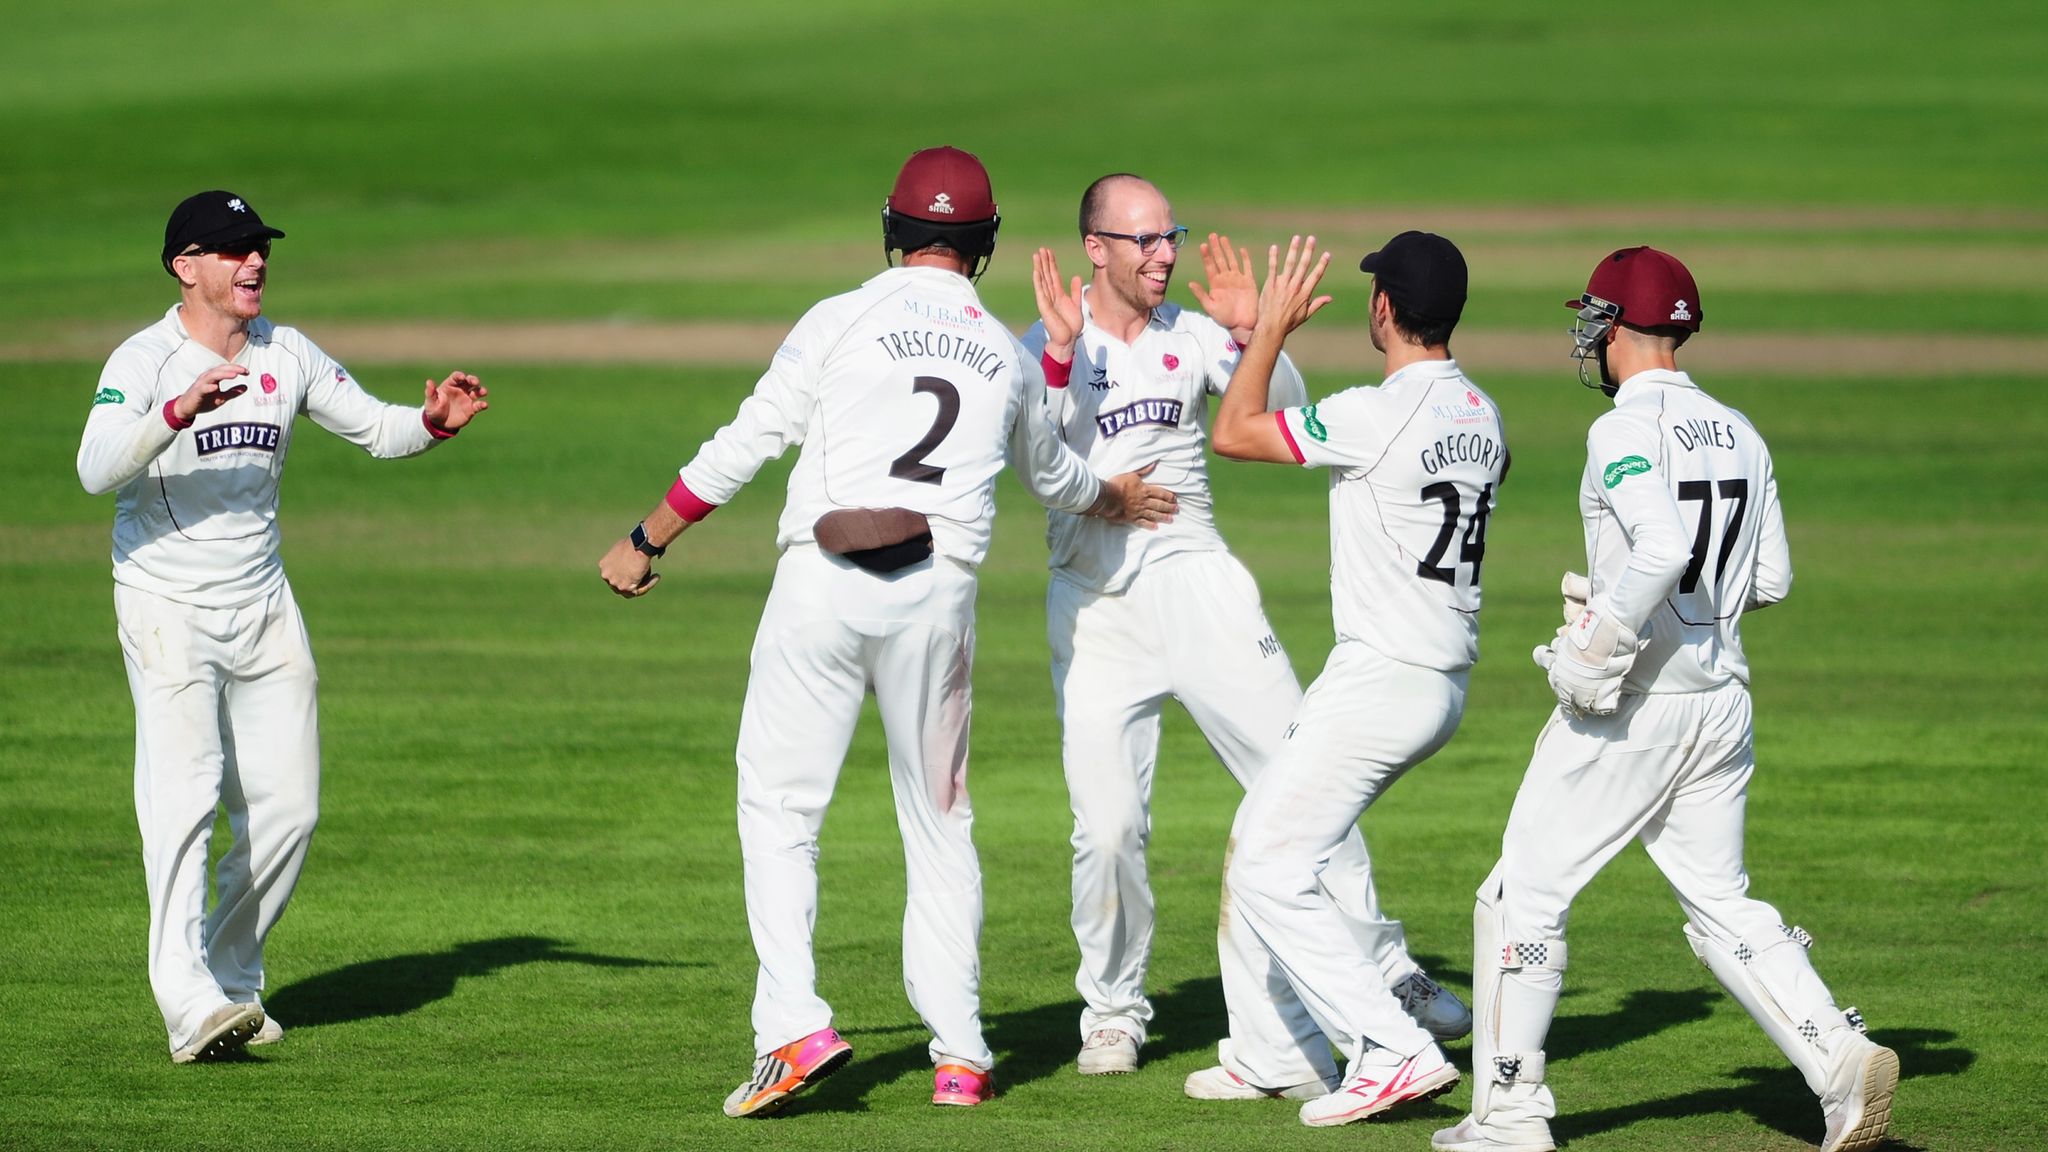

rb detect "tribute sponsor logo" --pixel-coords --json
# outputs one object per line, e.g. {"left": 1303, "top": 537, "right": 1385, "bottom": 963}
{"left": 1095, "top": 398, "right": 1183, "bottom": 438}
{"left": 195, "top": 422, "right": 282, "bottom": 456}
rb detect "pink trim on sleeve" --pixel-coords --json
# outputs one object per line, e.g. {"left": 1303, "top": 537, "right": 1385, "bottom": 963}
{"left": 422, "top": 412, "right": 457, "bottom": 440}
{"left": 1041, "top": 350, "right": 1072, "bottom": 390}
{"left": 1275, "top": 410, "right": 1307, "bottom": 464}
{"left": 665, "top": 477, "right": 719, "bottom": 523}
{"left": 162, "top": 400, "right": 194, "bottom": 431}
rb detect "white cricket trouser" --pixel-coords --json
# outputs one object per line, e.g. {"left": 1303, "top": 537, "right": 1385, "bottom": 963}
{"left": 115, "top": 580, "right": 320, "bottom": 1053}
{"left": 1050, "top": 551, "right": 1420, "bottom": 1048}
{"left": 1484, "top": 685, "right": 1846, "bottom": 1068}
{"left": 1223, "top": 641, "right": 1464, "bottom": 1082}
{"left": 736, "top": 543, "right": 992, "bottom": 1071}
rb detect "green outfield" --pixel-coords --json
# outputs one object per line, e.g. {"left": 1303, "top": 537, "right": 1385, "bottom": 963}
{"left": 3, "top": 2, "right": 2045, "bottom": 1150}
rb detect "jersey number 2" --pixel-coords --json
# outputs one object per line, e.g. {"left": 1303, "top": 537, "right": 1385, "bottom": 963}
{"left": 1418, "top": 482, "right": 1493, "bottom": 586}
{"left": 889, "top": 375, "right": 960, "bottom": 486}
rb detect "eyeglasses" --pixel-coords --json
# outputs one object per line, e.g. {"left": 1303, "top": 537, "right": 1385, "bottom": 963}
{"left": 181, "top": 240, "right": 271, "bottom": 260}
{"left": 1091, "top": 226, "right": 1189, "bottom": 255}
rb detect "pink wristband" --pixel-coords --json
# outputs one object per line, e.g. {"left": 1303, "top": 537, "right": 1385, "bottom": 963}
{"left": 423, "top": 412, "right": 457, "bottom": 440}
{"left": 162, "top": 400, "right": 194, "bottom": 431}
{"left": 665, "top": 477, "right": 718, "bottom": 523}
{"left": 1041, "top": 350, "right": 1072, "bottom": 390}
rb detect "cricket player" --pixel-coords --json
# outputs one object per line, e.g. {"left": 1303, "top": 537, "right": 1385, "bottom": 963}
{"left": 77, "top": 190, "right": 489, "bottom": 1063}
{"left": 1206, "top": 233, "right": 1507, "bottom": 1126}
{"left": 596, "top": 147, "right": 1176, "bottom": 1116}
{"left": 1023, "top": 175, "right": 1469, "bottom": 1078}
{"left": 1434, "top": 247, "right": 1897, "bottom": 1152}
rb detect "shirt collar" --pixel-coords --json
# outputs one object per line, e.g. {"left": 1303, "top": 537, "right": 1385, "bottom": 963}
{"left": 1382, "top": 357, "right": 1462, "bottom": 387}
{"left": 1613, "top": 368, "right": 1696, "bottom": 405}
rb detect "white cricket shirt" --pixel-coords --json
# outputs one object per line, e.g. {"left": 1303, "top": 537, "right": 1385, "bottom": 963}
{"left": 1021, "top": 292, "right": 1306, "bottom": 594}
{"left": 1275, "top": 359, "right": 1507, "bottom": 672}
{"left": 1579, "top": 369, "right": 1790, "bottom": 693}
{"left": 77, "top": 306, "right": 444, "bottom": 608}
{"left": 675, "top": 266, "right": 1101, "bottom": 567}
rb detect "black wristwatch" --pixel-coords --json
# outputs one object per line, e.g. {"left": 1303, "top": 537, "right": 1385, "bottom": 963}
{"left": 630, "top": 522, "right": 666, "bottom": 559}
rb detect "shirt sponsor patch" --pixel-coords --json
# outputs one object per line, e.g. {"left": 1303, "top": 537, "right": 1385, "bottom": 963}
{"left": 1301, "top": 404, "right": 1329, "bottom": 443}
{"left": 1095, "top": 398, "right": 1184, "bottom": 438}
{"left": 195, "top": 422, "right": 282, "bottom": 456}
{"left": 92, "top": 387, "right": 125, "bottom": 406}
{"left": 1603, "top": 454, "right": 1652, "bottom": 488}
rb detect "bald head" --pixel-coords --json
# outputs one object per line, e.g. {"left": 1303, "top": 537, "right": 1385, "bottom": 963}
{"left": 1079, "top": 173, "right": 1163, "bottom": 238}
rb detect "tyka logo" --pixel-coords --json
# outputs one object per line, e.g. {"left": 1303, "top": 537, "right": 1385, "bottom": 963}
{"left": 927, "top": 192, "right": 955, "bottom": 215}
{"left": 1084, "top": 365, "right": 1113, "bottom": 392}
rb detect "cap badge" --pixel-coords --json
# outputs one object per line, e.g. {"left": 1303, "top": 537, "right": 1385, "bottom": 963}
{"left": 1162, "top": 353, "right": 1179, "bottom": 371}
{"left": 927, "top": 192, "right": 955, "bottom": 216}
{"left": 1670, "top": 299, "right": 1692, "bottom": 322}
{"left": 228, "top": 198, "right": 246, "bottom": 213}
{"left": 260, "top": 373, "right": 278, "bottom": 394}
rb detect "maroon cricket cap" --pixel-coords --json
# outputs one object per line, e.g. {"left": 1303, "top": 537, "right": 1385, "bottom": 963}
{"left": 1359, "top": 230, "right": 1467, "bottom": 325}
{"left": 1569, "top": 246, "right": 1701, "bottom": 331}
{"left": 886, "top": 146, "right": 997, "bottom": 224}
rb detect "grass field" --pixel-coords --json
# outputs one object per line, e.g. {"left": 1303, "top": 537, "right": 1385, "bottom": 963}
{"left": 3, "top": 2, "right": 2046, "bottom": 1150}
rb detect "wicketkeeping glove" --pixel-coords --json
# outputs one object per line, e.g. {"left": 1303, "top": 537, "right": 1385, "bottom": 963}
{"left": 1560, "top": 571, "right": 1591, "bottom": 625}
{"left": 1532, "top": 603, "right": 1646, "bottom": 717}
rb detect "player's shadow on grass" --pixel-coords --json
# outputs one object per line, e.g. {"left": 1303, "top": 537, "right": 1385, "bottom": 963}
{"left": 793, "top": 977, "right": 1233, "bottom": 1115}
{"left": 266, "top": 935, "right": 688, "bottom": 1029}
{"left": 1553, "top": 1028, "right": 1971, "bottom": 1151}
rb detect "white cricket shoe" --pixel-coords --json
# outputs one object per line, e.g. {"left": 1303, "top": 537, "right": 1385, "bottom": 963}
{"left": 170, "top": 1002, "right": 265, "bottom": 1064}
{"left": 248, "top": 1013, "right": 284, "bottom": 1046}
{"left": 1395, "top": 971, "right": 1473, "bottom": 1043}
{"left": 1076, "top": 1028, "right": 1139, "bottom": 1075}
{"left": 1184, "top": 1065, "right": 1333, "bottom": 1101}
{"left": 1820, "top": 1030, "right": 1899, "bottom": 1152}
{"left": 1298, "top": 1044, "right": 1459, "bottom": 1127}
{"left": 1431, "top": 1114, "right": 1557, "bottom": 1152}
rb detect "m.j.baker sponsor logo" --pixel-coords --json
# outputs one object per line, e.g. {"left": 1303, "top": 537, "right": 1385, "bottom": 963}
{"left": 1430, "top": 388, "right": 1492, "bottom": 425}
{"left": 195, "top": 422, "right": 282, "bottom": 457}
{"left": 902, "top": 297, "right": 989, "bottom": 333}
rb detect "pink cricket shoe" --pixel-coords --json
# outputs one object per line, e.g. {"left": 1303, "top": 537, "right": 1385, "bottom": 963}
{"left": 932, "top": 1063, "right": 993, "bottom": 1107}
{"left": 723, "top": 1027, "right": 854, "bottom": 1118}
{"left": 1299, "top": 1044, "right": 1460, "bottom": 1127}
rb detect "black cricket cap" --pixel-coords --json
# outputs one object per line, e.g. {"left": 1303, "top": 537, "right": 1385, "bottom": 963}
{"left": 162, "top": 191, "right": 285, "bottom": 276}
{"left": 1358, "top": 230, "right": 1466, "bottom": 326}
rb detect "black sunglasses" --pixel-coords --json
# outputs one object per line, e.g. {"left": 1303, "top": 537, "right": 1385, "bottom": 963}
{"left": 1091, "top": 226, "right": 1190, "bottom": 255}
{"left": 183, "top": 240, "right": 272, "bottom": 260}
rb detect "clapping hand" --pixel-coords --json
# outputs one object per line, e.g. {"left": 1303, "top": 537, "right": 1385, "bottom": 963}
{"left": 1032, "top": 248, "right": 1085, "bottom": 362}
{"left": 1188, "top": 233, "right": 1259, "bottom": 338}
{"left": 423, "top": 371, "right": 490, "bottom": 432}
{"left": 1255, "top": 235, "right": 1334, "bottom": 338}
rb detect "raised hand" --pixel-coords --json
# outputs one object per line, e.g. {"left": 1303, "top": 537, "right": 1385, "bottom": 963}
{"left": 1256, "top": 235, "right": 1334, "bottom": 337}
{"left": 1187, "top": 233, "right": 1259, "bottom": 336}
{"left": 1032, "top": 248, "right": 1085, "bottom": 361}
{"left": 172, "top": 364, "right": 250, "bottom": 422}
{"left": 423, "top": 371, "right": 490, "bottom": 432}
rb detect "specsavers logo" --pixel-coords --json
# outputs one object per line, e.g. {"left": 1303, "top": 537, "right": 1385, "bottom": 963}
{"left": 93, "top": 387, "right": 125, "bottom": 406}
{"left": 1603, "top": 455, "right": 1652, "bottom": 488}
{"left": 1301, "top": 405, "right": 1329, "bottom": 443}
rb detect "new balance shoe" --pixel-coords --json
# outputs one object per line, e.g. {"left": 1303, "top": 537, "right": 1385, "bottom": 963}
{"left": 722, "top": 1027, "right": 853, "bottom": 1118}
{"left": 170, "top": 1002, "right": 266, "bottom": 1064}
{"left": 1299, "top": 1044, "right": 1459, "bottom": 1127}
{"left": 1395, "top": 971, "right": 1473, "bottom": 1043}
{"left": 1076, "top": 1028, "right": 1139, "bottom": 1075}
{"left": 1184, "top": 1064, "right": 1333, "bottom": 1101}
{"left": 932, "top": 1063, "right": 993, "bottom": 1106}
{"left": 1820, "top": 1030, "right": 1899, "bottom": 1152}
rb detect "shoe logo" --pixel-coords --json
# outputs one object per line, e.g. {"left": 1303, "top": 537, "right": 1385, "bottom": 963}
{"left": 1670, "top": 298, "right": 1692, "bottom": 322}
{"left": 943, "top": 1075, "right": 960, "bottom": 1091}
{"left": 928, "top": 192, "right": 955, "bottom": 215}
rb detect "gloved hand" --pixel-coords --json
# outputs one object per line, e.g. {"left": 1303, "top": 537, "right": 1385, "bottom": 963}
{"left": 1560, "top": 571, "right": 1590, "bottom": 625}
{"left": 1532, "top": 603, "right": 1646, "bottom": 717}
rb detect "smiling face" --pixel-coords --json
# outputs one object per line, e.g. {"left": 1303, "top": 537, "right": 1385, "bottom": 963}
{"left": 174, "top": 242, "right": 269, "bottom": 325}
{"left": 1084, "top": 178, "right": 1178, "bottom": 315}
